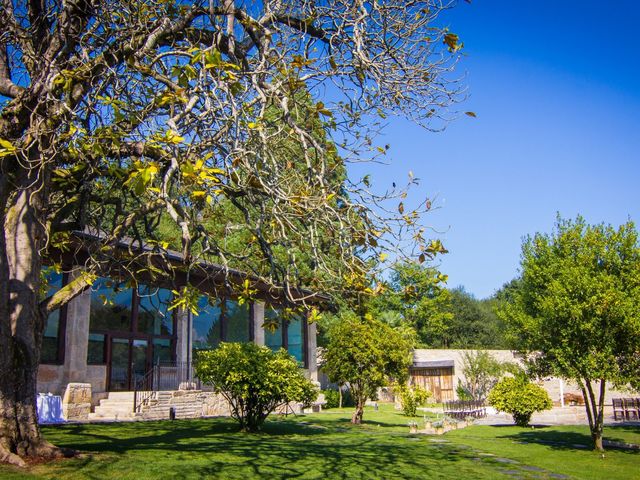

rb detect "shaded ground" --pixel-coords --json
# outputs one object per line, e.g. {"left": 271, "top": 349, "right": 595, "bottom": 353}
{"left": 0, "top": 405, "right": 637, "bottom": 479}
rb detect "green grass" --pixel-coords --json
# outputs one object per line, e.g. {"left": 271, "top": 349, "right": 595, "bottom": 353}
{"left": 0, "top": 404, "right": 637, "bottom": 479}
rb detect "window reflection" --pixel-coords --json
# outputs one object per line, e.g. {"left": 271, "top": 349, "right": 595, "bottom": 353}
{"left": 264, "top": 306, "right": 306, "bottom": 364}
{"left": 191, "top": 297, "right": 251, "bottom": 352}
{"left": 89, "top": 279, "right": 133, "bottom": 332}
{"left": 41, "top": 269, "right": 64, "bottom": 364}
{"left": 287, "top": 316, "right": 304, "bottom": 363}
{"left": 192, "top": 296, "right": 222, "bottom": 350}
{"left": 225, "top": 300, "right": 250, "bottom": 343}
{"left": 137, "top": 285, "right": 173, "bottom": 335}
{"left": 265, "top": 307, "right": 283, "bottom": 353}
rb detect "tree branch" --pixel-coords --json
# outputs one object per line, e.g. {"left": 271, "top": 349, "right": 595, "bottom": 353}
{"left": 40, "top": 269, "right": 94, "bottom": 314}
{"left": 0, "top": 39, "right": 24, "bottom": 98}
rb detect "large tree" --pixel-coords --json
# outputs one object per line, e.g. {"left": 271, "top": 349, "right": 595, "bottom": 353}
{"left": 0, "top": 0, "right": 466, "bottom": 465}
{"left": 499, "top": 216, "right": 640, "bottom": 451}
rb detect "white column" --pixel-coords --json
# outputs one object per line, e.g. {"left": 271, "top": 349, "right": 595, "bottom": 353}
{"left": 559, "top": 378, "right": 565, "bottom": 407}
{"left": 252, "top": 301, "right": 265, "bottom": 346}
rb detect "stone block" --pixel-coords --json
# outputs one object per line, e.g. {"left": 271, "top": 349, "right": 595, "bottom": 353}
{"left": 62, "top": 383, "right": 92, "bottom": 421}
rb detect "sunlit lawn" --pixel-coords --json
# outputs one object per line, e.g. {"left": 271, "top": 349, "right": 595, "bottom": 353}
{"left": 0, "top": 404, "right": 637, "bottom": 479}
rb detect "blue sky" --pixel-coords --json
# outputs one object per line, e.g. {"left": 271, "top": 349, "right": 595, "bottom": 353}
{"left": 362, "top": 1, "right": 640, "bottom": 299}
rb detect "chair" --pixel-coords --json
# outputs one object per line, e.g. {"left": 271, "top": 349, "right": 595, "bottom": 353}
{"left": 623, "top": 398, "right": 638, "bottom": 420}
{"left": 612, "top": 398, "right": 625, "bottom": 421}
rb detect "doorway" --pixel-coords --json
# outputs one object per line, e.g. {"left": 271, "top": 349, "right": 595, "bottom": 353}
{"left": 108, "top": 337, "right": 150, "bottom": 391}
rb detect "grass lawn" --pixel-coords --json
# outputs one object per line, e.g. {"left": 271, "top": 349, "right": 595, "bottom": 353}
{"left": 0, "top": 404, "right": 637, "bottom": 479}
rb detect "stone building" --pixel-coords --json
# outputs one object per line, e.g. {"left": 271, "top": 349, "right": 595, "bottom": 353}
{"left": 411, "top": 349, "right": 628, "bottom": 405}
{"left": 37, "top": 237, "right": 320, "bottom": 419}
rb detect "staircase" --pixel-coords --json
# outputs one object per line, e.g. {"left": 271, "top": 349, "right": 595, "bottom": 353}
{"left": 89, "top": 392, "right": 136, "bottom": 421}
{"left": 88, "top": 390, "right": 206, "bottom": 421}
{"left": 136, "top": 391, "right": 205, "bottom": 420}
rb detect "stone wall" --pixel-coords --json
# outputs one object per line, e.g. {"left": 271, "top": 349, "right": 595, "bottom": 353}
{"left": 37, "top": 364, "right": 65, "bottom": 395}
{"left": 413, "top": 349, "right": 631, "bottom": 405}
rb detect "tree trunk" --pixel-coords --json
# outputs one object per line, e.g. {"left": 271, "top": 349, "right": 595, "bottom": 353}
{"left": 582, "top": 378, "right": 607, "bottom": 452}
{"left": 338, "top": 386, "right": 343, "bottom": 409}
{"left": 351, "top": 396, "right": 365, "bottom": 424}
{"left": 0, "top": 178, "right": 69, "bottom": 466}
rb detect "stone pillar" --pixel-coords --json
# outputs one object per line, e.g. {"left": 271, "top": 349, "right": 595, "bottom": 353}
{"left": 307, "top": 321, "right": 318, "bottom": 382}
{"left": 62, "top": 272, "right": 91, "bottom": 385}
{"left": 252, "top": 301, "right": 265, "bottom": 346}
{"left": 62, "top": 383, "right": 92, "bottom": 421}
{"left": 175, "top": 308, "right": 189, "bottom": 365}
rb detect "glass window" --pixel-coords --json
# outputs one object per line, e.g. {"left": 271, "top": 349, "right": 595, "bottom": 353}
{"left": 264, "top": 307, "right": 284, "bottom": 353}
{"left": 41, "top": 270, "right": 64, "bottom": 364}
{"left": 287, "top": 315, "right": 304, "bottom": 364}
{"left": 192, "top": 296, "right": 222, "bottom": 350}
{"left": 90, "top": 278, "right": 133, "bottom": 332}
{"left": 137, "top": 284, "right": 174, "bottom": 335}
{"left": 225, "top": 300, "right": 250, "bottom": 343}
{"left": 153, "top": 338, "right": 172, "bottom": 365}
{"left": 87, "top": 333, "right": 106, "bottom": 364}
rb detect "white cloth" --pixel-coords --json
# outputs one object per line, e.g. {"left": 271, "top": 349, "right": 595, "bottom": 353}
{"left": 37, "top": 393, "right": 65, "bottom": 424}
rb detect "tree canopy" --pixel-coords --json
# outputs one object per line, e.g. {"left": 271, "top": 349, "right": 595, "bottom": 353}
{"left": 321, "top": 310, "right": 413, "bottom": 424}
{"left": 498, "top": 216, "right": 640, "bottom": 450}
{"left": 368, "top": 263, "right": 508, "bottom": 348}
{"left": 0, "top": 0, "right": 467, "bottom": 465}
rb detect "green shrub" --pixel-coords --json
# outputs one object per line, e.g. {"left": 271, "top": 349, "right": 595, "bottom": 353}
{"left": 397, "top": 384, "right": 431, "bottom": 416}
{"left": 195, "top": 342, "right": 318, "bottom": 432}
{"left": 322, "top": 388, "right": 355, "bottom": 409}
{"left": 487, "top": 376, "right": 553, "bottom": 427}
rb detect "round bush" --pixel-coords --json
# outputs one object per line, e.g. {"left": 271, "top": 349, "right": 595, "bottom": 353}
{"left": 487, "top": 376, "right": 552, "bottom": 427}
{"left": 195, "top": 342, "right": 317, "bottom": 432}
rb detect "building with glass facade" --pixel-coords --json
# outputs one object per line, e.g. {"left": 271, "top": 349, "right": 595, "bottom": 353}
{"left": 37, "top": 266, "right": 319, "bottom": 407}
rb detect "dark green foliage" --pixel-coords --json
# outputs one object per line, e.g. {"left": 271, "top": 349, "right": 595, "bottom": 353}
{"left": 443, "top": 288, "right": 509, "bottom": 349}
{"left": 321, "top": 389, "right": 355, "bottom": 409}
{"left": 371, "top": 261, "right": 452, "bottom": 347}
{"left": 195, "top": 343, "right": 317, "bottom": 432}
{"left": 488, "top": 377, "right": 553, "bottom": 427}
{"left": 370, "top": 263, "right": 509, "bottom": 348}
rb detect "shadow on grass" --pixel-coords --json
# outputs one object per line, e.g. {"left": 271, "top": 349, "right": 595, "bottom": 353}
{"left": 40, "top": 418, "right": 484, "bottom": 479}
{"left": 499, "top": 428, "right": 640, "bottom": 455}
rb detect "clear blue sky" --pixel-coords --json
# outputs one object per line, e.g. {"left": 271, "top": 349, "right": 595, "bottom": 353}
{"left": 361, "top": 1, "right": 640, "bottom": 299}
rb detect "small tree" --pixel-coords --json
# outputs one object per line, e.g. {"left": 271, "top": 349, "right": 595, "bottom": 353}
{"left": 459, "top": 350, "right": 518, "bottom": 401}
{"left": 196, "top": 343, "right": 317, "bottom": 432}
{"left": 499, "top": 216, "right": 640, "bottom": 450}
{"left": 397, "top": 384, "right": 431, "bottom": 417}
{"left": 487, "top": 377, "right": 552, "bottom": 427}
{"left": 322, "top": 312, "right": 413, "bottom": 424}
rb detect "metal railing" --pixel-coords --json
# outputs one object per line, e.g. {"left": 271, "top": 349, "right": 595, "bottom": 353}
{"left": 133, "top": 361, "right": 203, "bottom": 413}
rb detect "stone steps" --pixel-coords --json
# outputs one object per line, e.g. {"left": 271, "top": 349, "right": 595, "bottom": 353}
{"left": 137, "top": 391, "right": 205, "bottom": 420}
{"left": 91, "top": 392, "right": 136, "bottom": 420}
{"left": 88, "top": 390, "right": 212, "bottom": 421}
